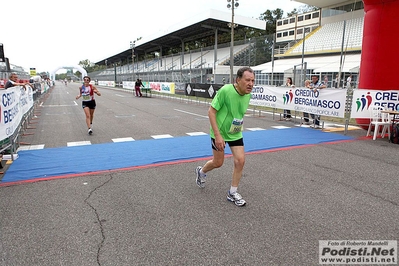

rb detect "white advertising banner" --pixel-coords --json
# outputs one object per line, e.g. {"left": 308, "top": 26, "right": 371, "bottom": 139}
{"left": 122, "top": 81, "right": 135, "bottom": 90}
{"left": 350, "top": 89, "right": 399, "bottom": 118}
{"left": 149, "top": 82, "right": 175, "bottom": 94}
{"left": 0, "top": 86, "right": 34, "bottom": 140}
{"left": 98, "top": 81, "right": 115, "bottom": 87}
{"left": 250, "top": 86, "right": 348, "bottom": 118}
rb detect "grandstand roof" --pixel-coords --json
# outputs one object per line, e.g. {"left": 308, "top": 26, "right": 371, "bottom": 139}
{"left": 253, "top": 53, "right": 360, "bottom": 73}
{"left": 95, "top": 9, "right": 266, "bottom": 66}
{"left": 294, "top": 0, "right": 353, "bottom": 8}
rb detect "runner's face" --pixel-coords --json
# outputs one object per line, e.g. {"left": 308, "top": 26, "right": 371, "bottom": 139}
{"left": 236, "top": 71, "right": 254, "bottom": 95}
{"left": 84, "top": 78, "right": 90, "bottom": 84}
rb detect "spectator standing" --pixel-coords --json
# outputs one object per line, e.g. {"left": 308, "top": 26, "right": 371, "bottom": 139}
{"left": 303, "top": 79, "right": 311, "bottom": 125}
{"left": 346, "top": 74, "right": 352, "bottom": 89}
{"left": 324, "top": 75, "right": 329, "bottom": 87}
{"left": 135, "top": 78, "right": 144, "bottom": 97}
{"left": 4, "top": 72, "right": 31, "bottom": 90}
{"left": 309, "top": 74, "right": 326, "bottom": 128}
{"left": 195, "top": 67, "right": 255, "bottom": 207}
{"left": 283, "top": 77, "right": 294, "bottom": 121}
{"left": 334, "top": 74, "right": 339, "bottom": 88}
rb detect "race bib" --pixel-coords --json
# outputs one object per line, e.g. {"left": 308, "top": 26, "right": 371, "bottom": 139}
{"left": 82, "top": 94, "right": 91, "bottom": 101}
{"left": 229, "top": 118, "right": 244, "bottom": 134}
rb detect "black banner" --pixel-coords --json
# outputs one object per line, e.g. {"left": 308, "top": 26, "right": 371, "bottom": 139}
{"left": 185, "top": 83, "right": 225, "bottom": 98}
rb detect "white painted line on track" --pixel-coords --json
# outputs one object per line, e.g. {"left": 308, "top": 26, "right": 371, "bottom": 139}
{"left": 112, "top": 137, "right": 135, "bottom": 142}
{"left": 67, "top": 141, "right": 91, "bottom": 147}
{"left": 186, "top": 132, "right": 208, "bottom": 136}
{"left": 271, "top": 126, "right": 291, "bottom": 129}
{"left": 174, "top": 109, "right": 208, "bottom": 118}
{"left": 17, "top": 144, "right": 45, "bottom": 151}
{"left": 151, "top": 134, "right": 173, "bottom": 139}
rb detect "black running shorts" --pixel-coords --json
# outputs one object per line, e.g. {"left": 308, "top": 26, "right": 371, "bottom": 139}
{"left": 82, "top": 100, "right": 96, "bottom": 109}
{"left": 211, "top": 137, "right": 244, "bottom": 151}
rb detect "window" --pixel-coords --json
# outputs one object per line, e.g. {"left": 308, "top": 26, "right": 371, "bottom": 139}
{"left": 289, "top": 30, "right": 295, "bottom": 36}
{"left": 298, "top": 16, "right": 303, "bottom": 22}
{"left": 283, "top": 32, "right": 288, "bottom": 37}
{"left": 312, "top": 12, "right": 319, "bottom": 19}
{"left": 297, "top": 28, "right": 303, "bottom": 35}
{"left": 277, "top": 32, "right": 282, "bottom": 38}
{"left": 290, "top": 18, "right": 295, "bottom": 24}
{"left": 305, "top": 14, "right": 311, "bottom": 20}
{"left": 283, "top": 19, "right": 288, "bottom": 25}
{"left": 277, "top": 21, "right": 282, "bottom": 26}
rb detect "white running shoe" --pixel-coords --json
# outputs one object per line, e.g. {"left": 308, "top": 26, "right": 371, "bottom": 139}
{"left": 195, "top": 166, "right": 206, "bottom": 188}
{"left": 227, "top": 191, "right": 246, "bottom": 206}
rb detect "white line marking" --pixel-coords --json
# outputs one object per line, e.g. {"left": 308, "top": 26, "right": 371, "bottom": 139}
{"left": 174, "top": 109, "right": 208, "bottom": 118}
{"left": 112, "top": 137, "right": 135, "bottom": 142}
{"left": 246, "top": 128, "right": 265, "bottom": 131}
{"left": 67, "top": 141, "right": 91, "bottom": 147}
{"left": 151, "top": 134, "right": 173, "bottom": 139}
{"left": 186, "top": 132, "right": 208, "bottom": 136}
{"left": 45, "top": 102, "right": 78, "bottom": 107}
{"left": 17, "top": 144, "right": 45, "bottom": 151}
{"left": 271, "top": 126, "right": 291, "bottom": 129}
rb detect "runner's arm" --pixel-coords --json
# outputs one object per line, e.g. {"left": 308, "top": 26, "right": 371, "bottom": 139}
{"left": 92, "top": 85, "right": 101, "bottom": 96}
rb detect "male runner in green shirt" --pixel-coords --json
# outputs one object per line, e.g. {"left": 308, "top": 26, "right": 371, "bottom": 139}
{"left": 195, "top": 67, "right": 255, "bottom": 206}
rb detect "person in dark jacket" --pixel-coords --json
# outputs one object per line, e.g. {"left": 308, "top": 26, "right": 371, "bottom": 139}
{"left": 135, "top": 78, "right": 144, "bottom": 97}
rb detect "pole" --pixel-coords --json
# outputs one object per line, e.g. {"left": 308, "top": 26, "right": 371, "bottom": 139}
{"left": 338, "top": 20, "right": 347, "bottom": 89}
{"left": 230, "top": 0, "right": 235, "bottom": 83}
{"left": 300, "top": 29, "right": 307, "bottom": 85}
{"left": 271, "top": 34, "right": 275, "bottom": 86}
{"left": 130, "top": 41, "right": 135, "bottom": 83}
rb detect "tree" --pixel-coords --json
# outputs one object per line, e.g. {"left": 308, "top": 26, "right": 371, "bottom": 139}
{"left": 287, "top": 5, "right": 319, "bottom": 17}
{"left": 259, "top": 8, "right": 284, "bottom": 35}
{"left": 78, "top": 59, "right": 92, "bottom": 70}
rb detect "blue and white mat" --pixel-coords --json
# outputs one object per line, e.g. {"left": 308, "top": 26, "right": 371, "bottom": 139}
{"left": 0, "top": 128, "right": 354, "bottom": 185}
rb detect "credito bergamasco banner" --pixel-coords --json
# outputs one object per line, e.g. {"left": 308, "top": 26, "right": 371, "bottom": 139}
{"left": 250, "top": 86, "right": 347, "bottom": 118}
{"left": 350, "top": 90, "right": 399, "bottom": 118}
{"left": 0, "top": 86, "right": 34, "bottom": 140}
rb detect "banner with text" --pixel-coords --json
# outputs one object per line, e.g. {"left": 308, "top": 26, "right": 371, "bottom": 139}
{"left": 1, "top": 86, "right": 34, "bottom": 140}
{"left": 250, "top": 86, "right": 348, "bottom": 118}
{"left": 350, "top": 89, "right": 399, "bottom": 118}
{"left": 149, "top": 82, "right": 175, "bottom": 94}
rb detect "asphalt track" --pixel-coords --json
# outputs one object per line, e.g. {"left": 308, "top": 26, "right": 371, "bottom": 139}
{"left": 1, "top": 82, "right": 398, "bottom": 266}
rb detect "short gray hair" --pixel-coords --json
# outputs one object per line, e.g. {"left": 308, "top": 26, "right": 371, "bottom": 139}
{"left": 236, "top": 67, "right": 254, "bottom": 79}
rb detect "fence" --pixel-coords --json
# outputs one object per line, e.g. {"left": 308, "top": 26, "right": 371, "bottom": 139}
{"left": 0, "top": 82, "right": 51, "bottom": 161}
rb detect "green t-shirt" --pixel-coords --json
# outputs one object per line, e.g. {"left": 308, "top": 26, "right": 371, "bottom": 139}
{"left": 210, "top": 84, "right": 251, "bottom": 141}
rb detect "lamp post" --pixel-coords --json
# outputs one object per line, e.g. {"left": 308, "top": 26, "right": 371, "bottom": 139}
{"left": 130, "top": 41, "right": 136, "bottom": 82}
{"left": 227, "top": 0, "right": 239, "bottom": 83}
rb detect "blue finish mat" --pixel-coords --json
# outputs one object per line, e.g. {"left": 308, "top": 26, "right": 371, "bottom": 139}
{"left": 1, "top": 128, "right": 354, "bottom": 184}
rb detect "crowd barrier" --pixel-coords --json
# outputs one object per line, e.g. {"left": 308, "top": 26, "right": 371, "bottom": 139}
{"left": 0, "top": 82, "right": 51, "bottom": 160}
{"left": 100, "top": 80, "right": 399, "bottom": 131}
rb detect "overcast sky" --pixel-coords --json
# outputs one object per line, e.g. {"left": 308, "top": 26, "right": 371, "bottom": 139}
{"left": 2, "top": 0, "right": 305, "bottom": 73}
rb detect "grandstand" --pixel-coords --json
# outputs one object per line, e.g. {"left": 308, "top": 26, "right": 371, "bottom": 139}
{"left": 254, "top": 0, "right": 365, "bottom": 87}
{"left": 90, "top": 9, "right": 265, "bottom": 85}
{"left": 89, "top": 1, "right": 365, "bottom": 88}
{"left": 285, "top": 17, "right": 363, "bottom": 55}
